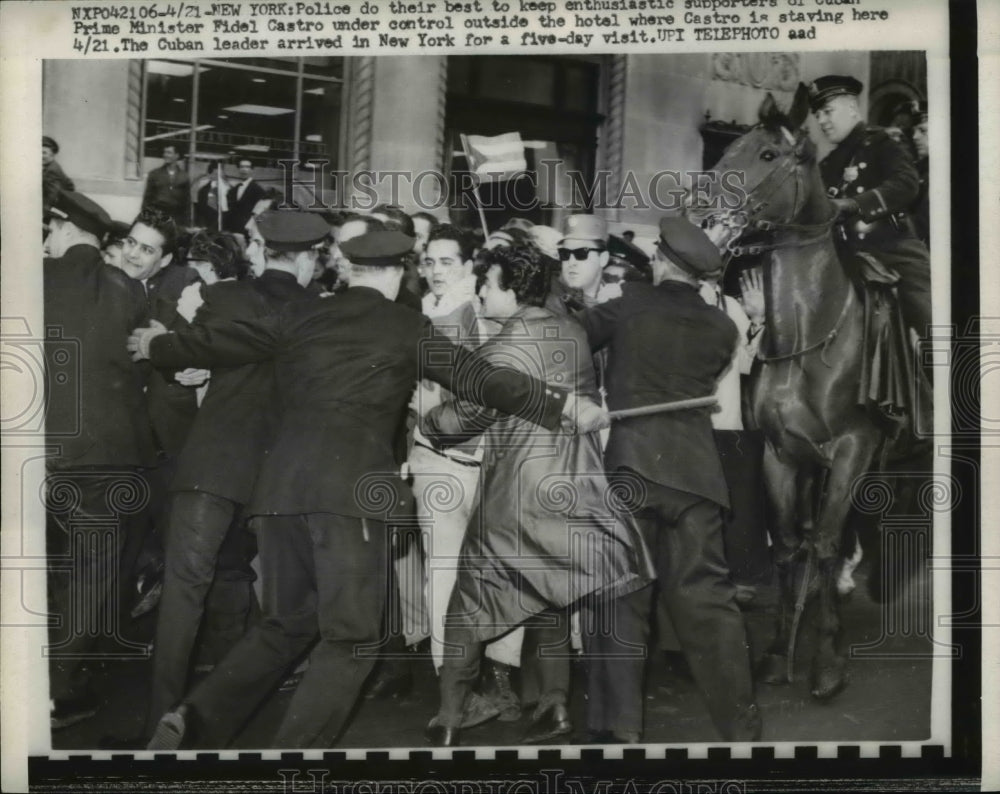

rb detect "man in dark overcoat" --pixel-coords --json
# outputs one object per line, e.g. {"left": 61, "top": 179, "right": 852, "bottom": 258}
{"left": 119, "top": 208, "right": 202, "bottom": 605}
{"left": 577, "top": 217, "right": 761, "bottom": 742}
{"left": 811, "top": 75, "right": 931, "bottom": 338}
{"left": 224, "top": 159, "right": 266, "bottom": 237}
{"left": 142, "top": 213, "right": 318, "bottom": 738}
{"left": 130, "top": 230, "right": 601, "bottom": 749}
{"left": 141, "top": 144, "right": 191, "bottom": 227}
{"left": 44, "top": 191, "right": 157, "bottom": 729}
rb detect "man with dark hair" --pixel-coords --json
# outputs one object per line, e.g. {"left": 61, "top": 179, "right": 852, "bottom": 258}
{"left": 142, "top": 144, "right": 191, "bottom": 227}
{"left": 130, "top": 230, "right": 602, "bottom": 750}
{"left": 44, "top": 191, "right": 157, "bottom": 730}
{"left": 42, "top": 135, "right": 75, "bottom": 221}
{"left": 225, "top": 159, "right": 266, "bottom": 236}
{"left": 410, "top": 211, "right": 439, "bottom": 253}
{"left": 122, "top": 207, "right": 201, "bottom": 612}
{"left": 576, "top": 217, "right": 760, "bottom": 743}
{"left": 810, "top": 75, "right": 931, "bottom": 337}
{"left": 137, "top": 212, "right": 319, "bottom": 743}
{"left": 389, "top": 223, "right": 524, "bottom": 721}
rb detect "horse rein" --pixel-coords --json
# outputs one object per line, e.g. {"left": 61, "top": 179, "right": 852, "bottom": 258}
{"left": 717, "top": 129, "right": 853, "bottom": 365}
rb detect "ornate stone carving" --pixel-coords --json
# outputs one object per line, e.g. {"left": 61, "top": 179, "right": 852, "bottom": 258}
{"left": 711, "top": 53, "right": 800, "bottom": 92}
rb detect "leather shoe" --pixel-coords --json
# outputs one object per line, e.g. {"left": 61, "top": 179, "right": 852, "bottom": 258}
{"left": 51, "top": 690, "right": 100, "bottom": 731}
{"left": 522, "top": 702, "right": 572, "bottom": 744}
{"left": 147, "top": 703, "right": 202, "bottom": 750}
{"left": 424, "top": 718, "right": 460, "bottom": 746}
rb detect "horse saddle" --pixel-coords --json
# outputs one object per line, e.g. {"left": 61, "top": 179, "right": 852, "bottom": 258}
{"left": 852, "top": 252, "right": 917, "bottom": 439}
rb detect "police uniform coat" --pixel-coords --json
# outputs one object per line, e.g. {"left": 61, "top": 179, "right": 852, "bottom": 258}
{"left": 578, "top": 280, "right": 738, "bottom": 508}
{"left": 145, "top": 286, "right": 568, "bottom": 520}
{"left": 423, "top": 306, "right": 652, "bottom": 642}
{"left": 819, "top": 121, "right": 931, "bottom": 335}
{"left": 819, "top": 122, "right": 922, "bottom": 251}
{"left": 144, "top": 263, "right": 202, "bottom": 457}
{"left": 44, "top": 244, "right": 156, "bottom": 469}
{"left": 169, "top": 270, "right": 314, "bottom": 503}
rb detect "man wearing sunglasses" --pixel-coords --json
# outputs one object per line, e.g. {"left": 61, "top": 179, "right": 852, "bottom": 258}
{"left": 545, "top": 214, "right": 611, "bottom": 315}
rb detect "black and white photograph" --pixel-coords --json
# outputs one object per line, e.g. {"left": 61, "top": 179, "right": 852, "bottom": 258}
{"left": 0, "top": 0, "right": 991, "bottom": 791}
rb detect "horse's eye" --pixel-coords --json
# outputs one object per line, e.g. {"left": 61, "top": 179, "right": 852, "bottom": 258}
{"left": 761, "top": 150, "right": 777, "bottom": 162}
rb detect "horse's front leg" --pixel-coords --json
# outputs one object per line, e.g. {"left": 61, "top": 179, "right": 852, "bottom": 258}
{"left": 757, "top": 443, "right": 801, "bottom": 685}
{"left": 810, "top": 429, "right": 881, "bottom": 700}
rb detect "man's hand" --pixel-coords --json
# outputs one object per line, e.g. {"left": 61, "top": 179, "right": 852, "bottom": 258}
{"left": 409, "top": 379, "right": 442, "bottom": 418}
{"left": 174, "top": 368, "right": 210, "bottom": 387}
{"left": 830, "top": 197, "right": 858, "bottom": 218}
{"left": 127, "top": 319, "right": 168, "bottom": 361}
{"left": 561, "top": 392, "right": 610, "bottom": 434}
{"left": 738, "top": 267, "right": 766, "bottom": 326}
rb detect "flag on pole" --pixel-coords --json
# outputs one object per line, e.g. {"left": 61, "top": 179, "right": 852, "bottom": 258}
{"left": 460, "top": 132, "right": 528, "bottom": 182}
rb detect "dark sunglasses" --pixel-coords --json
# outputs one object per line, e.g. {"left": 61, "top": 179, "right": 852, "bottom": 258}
{"left": 558, "top": 246, "right": 604, "bottom": 262}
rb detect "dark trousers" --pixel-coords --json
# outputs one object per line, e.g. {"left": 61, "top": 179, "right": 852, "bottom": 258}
{"left": 586, "top": 475, "right": 756, "bottom": 740}
{"left": 46, "top": 468, "right": 147, "bottom": 700}
{"left": 714, "top": 429, "right": 771, "bottom": 587}
{"left": 582, "top": 586, "right": 651, "bottom": 735}
{"left": 145, "top": 490, "right": 257, "bottom": 734}
{"left": 438, "top": 609, "right": 570, "bottom": 728}
{"left": 186, "top": 513, "right": 387, "bottom": 748}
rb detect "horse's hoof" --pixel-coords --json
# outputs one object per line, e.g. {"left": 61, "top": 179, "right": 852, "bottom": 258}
{"left": 810, "top": 657, "right": 848, "bottom": 701}
{"left": 757, "top": 653, "right": 791, "bottom": 685}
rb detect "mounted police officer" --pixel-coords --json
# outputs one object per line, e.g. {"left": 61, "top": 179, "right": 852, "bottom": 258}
{"left": 810, "top": 75, "right": 931, "bottom": 338}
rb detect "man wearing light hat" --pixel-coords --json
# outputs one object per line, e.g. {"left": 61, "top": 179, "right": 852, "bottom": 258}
{"left": 133, "top": 211, "right": 319, "bottom": 744}
{"left": 44, "top": 191, "right": 158, "bottom": 730}
{"left": 810, "top": 74, "right": 931, "bottom": 338}
{"left": 575, "top": 216, "right": 760, "bottom": 743}
{"left": 130, "top": 229, "right": 605, "bottom": 749}
{"left": 544, "top": 214, "right": 610, "bottom": 315}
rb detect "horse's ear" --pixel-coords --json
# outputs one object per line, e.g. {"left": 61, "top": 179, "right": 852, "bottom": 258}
{"left": 787, "top": 83, "right": 812, "bottom": 130}
{"left": 758, "top": 92, "right": 780, "bottom": 128}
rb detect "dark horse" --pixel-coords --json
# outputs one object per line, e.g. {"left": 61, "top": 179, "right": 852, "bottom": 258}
{"left": 690, "top": 84, "right": 886, "bottom": 700}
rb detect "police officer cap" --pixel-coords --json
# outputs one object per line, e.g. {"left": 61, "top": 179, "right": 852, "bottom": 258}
{"left": 656, "top": 217, "right": 723, "bottom": 276}
{"left": 559, "top": 214, "right": 607, "bottom": 247}
{"left": 50, "top": 191, "right": 112, "bottom": 237}
{"left": 808, "top": 75, "right": 864, "bottom": 111}
{"left": 340, "top": 230, "right": 415, "bottom": 266}
{"left": 256, "top": 210, "right": 329, "bottom": 252}
{"left": 893, "top": 98, "right": 928, "bottom": 126}
{"left": 104, "top": 220, "right": 131, "bottom": 247}
{"left": 607, "top": 234, "right": 650, "bottom": 270}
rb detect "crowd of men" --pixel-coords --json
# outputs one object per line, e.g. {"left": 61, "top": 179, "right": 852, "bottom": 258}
{"left": 41, "top": 73, "right": 931, "bottom": 749}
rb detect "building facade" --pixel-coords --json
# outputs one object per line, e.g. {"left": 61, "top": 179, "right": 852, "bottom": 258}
{"left": 43, "top": 51, "right": 923, "bottom": 239}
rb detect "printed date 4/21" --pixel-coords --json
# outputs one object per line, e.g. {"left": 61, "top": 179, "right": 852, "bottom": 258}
{"left": 73, "top": 36, "right": 111, "bottom": 54}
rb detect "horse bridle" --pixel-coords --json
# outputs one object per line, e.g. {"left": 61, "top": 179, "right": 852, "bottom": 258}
{"left": 708, "top": 127, "right": 837, "bottom": 262}
{"left": 712, "top": 126, "right": 853, "bottom": 365}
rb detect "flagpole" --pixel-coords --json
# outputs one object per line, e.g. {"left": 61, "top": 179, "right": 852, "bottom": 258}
{"left": 215, "top": 163, "right": 223, "bottom": 232}
{"left": 459, "top": 133, "right": 490, "bottom": 239}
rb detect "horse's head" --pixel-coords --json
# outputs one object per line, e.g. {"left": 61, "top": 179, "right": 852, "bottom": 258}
{"left": 689, "top": 83, "right": 825, "bottom": 240}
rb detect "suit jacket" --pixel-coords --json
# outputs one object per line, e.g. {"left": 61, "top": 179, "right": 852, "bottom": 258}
{"left": 44, "top": 244, "right": 157, "bottom": 469}
{"left": 170, "top": 270, "right": 314, "bottom": 503}
{"left": 224, "top": 179, "right": 266, "bottom": 235}
{"left": 144, "top": 264, "right": 202, "bottom": 457}
{"left": 142, "top": 164, "right": 191, "bottom": 226}
{"left": 147, "top": 286, "right": 567, "bottom": 519}
{"left": 578, "top": 280, "right": 738, "bottom": 508}
{"left": 819, "top": 122, "right": 921, "bottom": 253}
